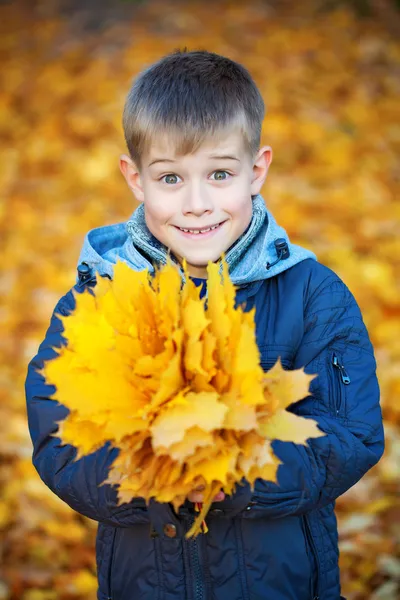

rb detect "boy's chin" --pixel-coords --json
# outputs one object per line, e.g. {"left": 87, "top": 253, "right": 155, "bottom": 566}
{"left": 179, "top": 253, "right": 224, "bottom": 268}
{"left": 174, "top": 245, "right": 232, "bottom": 266}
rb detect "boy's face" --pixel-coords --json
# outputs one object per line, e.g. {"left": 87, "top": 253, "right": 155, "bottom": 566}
{"left": 120, "top": 132, "right": 272, "bottom": 278}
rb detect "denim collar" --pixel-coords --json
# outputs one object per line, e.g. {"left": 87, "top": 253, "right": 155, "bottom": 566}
{"left": 77, "top": 194, "right": 317, "bottom": 285}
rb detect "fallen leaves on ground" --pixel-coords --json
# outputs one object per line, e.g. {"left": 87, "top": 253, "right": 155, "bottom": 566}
{"left": 1, "top": 0, "right": 399, "bottom": 598}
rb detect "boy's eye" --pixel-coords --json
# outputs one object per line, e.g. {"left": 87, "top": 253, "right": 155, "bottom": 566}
{"left": 160, "top": 171, "right": 230, "bottom": 184}
{"left": 211, "top": 170, "right": 230, "bottom": 181}
{"left": 162, "top": 174, "right": 181, "bottom": 185}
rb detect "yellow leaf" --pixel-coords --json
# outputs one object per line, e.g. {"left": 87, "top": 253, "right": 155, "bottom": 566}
{"left": 168, "top": 426, "right": 214, "bottom": 462}
{"left": 150, "top": 391, "right": 227, "bottom": 449}
{"left": 55, "top": 414, "right": 107, "bottom": 458}
{"left": 206, "top": 262, "right": 232, "bottom": 343}
{"left": 149, "top": 333, "right": 184, "bottom": 411}
{"left": 185, "top": 446, "right": 239, "bottom": 486}
{"left": 263, "top": 358, "right": 316, "bottom": 411}
{"left": 71, "top": 569, "right": 98, "bottom": 594}
{"left": 259, "top": 410, "right": 324, "bottom": 445}
{"left": 222, "top": 392, "right": 258, "bottom": 431}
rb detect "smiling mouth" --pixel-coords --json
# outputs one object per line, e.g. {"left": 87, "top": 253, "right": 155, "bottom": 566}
{"left": 174, "top": 221, "right": 226, "bottom": 235}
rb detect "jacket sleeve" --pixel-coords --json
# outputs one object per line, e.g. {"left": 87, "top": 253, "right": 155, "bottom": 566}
{"left": 241, "top": 275, "right": 385, "bottom": 519}
{"left": 25, "top": 286, "right": 176, "bottom": 529}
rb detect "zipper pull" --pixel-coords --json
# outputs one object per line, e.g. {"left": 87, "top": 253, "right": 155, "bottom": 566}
{"left": 332, "top": 354, "right": 351, "bottom": 384}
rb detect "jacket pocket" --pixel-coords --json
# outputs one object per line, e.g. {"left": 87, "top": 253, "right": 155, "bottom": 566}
{"left": 302, "top": 515, "right": 320, "bottom": 600}
{"left": 328, "top": 350, "right": 351, "bottom": 417}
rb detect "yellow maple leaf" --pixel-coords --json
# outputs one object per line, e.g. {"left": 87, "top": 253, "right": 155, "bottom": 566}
{"left": 151, "top": 391, "right": 227, "bottom": 450}
{"left": 263, "top": 357, "right": 316, "bottom": 411}
{"left": 259, "top": 410, "right": 322, "bottom": 446}
{"left": 168, "top": 426, "right": 214, "bottom": 462}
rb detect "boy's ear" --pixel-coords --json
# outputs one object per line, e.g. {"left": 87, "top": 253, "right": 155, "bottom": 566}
{"left": 250, "top": 146, "right": 273, "bottom": 196}
{"left": 119, "top": 154, "right": 144, "bottom": 202}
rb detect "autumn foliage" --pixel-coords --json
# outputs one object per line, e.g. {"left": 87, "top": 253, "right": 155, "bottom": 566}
{"left": 42, "top": 260, "right": 322, "bottom": 537}
{"left": 1, "top": 0, "right": 399, "bottom": 599}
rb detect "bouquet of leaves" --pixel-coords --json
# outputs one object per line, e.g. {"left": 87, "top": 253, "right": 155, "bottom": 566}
{"left": 43, "top": 260, "right": 323, "bottom": 537}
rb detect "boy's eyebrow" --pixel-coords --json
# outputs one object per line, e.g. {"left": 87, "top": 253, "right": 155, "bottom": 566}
{"left": 208, "top": 154, "right": 240, "bottom": 162}
{"left": 148, "top": 158, "right": 176, "bottom": 167}
{"left": 148, "top": 155, "right": 240, "bottom": 167}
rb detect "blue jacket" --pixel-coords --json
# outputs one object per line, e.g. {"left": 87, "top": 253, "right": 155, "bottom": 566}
{"left": 25, "top": 196, "right": 384, "bottom": 600}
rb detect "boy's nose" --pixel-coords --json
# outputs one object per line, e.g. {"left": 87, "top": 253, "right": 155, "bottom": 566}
{"left": 182, "top": 187, "right": 214, "bottom": 216}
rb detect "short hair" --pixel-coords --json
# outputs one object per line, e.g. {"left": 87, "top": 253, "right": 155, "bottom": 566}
{"left": 122, "top": 49, "right": 265, "bottom": 168}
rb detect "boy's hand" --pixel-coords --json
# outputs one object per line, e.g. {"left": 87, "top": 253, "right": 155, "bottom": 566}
{"left": 187, "top": 485, "right": 225, "bottom": 504}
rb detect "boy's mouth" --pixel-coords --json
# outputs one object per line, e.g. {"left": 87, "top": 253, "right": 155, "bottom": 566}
{"left": 173, "top": 220, "right": 226, "bottom": 238}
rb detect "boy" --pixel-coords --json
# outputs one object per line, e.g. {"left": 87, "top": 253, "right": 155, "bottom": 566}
{"left": 25, "top": 50, "right": 384, "bottom": 600}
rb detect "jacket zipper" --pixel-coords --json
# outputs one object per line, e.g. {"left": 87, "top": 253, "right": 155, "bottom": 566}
{"left": 188, "top": 518, "right": 204, "bottom": 600}
{"left": 331, "top": 352, "right": 351, "bottom": 415}
{"left": 107, "top": 529, "right": 117, "bottom": 600}
{"left": 332, "top": 353, "right": 351, "bottom": 385}
{"left": 302, "top": 515, "right": 320, "bottom": 600}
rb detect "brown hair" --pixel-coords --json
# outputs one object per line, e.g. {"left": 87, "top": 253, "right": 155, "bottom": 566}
{"left": 122, "top": 49, "right": 265, "bottom": 169}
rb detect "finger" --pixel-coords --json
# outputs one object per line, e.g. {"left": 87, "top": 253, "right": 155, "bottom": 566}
{"left": 189, "top": 492, "right": 204, "bottom": 503}
{"left": 212, "top": 491, "right": 225, "bottom": 502}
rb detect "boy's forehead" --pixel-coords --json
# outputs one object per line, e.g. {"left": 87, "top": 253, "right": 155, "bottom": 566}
{"left": 144, "top": 131, "right": 248, "bottom": 166}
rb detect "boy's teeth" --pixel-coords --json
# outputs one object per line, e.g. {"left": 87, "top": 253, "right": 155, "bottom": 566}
{"left": 179, "top": 223, "right": 220, "bottom": 234}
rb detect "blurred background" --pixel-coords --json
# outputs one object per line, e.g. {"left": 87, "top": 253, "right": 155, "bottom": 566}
{"left": 1, "top": 0, "right": 399, "bottom": 598}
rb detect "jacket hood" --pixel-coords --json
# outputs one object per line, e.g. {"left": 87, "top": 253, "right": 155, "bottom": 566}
{"left": 77, "top": 194, "right": 317, "bottom": 285}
